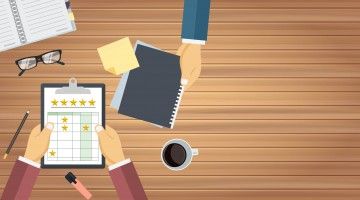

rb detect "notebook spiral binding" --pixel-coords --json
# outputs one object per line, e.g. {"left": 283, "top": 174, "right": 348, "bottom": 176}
{"left": 169, "top": 85, "right": 185, "bottom": 129}
{"left": 9, "top": 0, "right": 27, "bottom": 44}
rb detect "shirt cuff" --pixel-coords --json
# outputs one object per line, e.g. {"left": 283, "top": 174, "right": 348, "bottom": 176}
{"left": 182, "top": 39, "right": 206, "bottom": 45}
{"left": 108, "top": 158, "right": 131, "bottom": 171}
{"left": 18, "top": 156, "right": 41, "bottom": 169}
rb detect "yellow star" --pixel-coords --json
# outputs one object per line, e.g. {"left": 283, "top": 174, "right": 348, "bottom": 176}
{"left": 70, "top": 99, "right": 77, "bottom": 106}
{"left": 83, "top": 124, "right": 89, "bottom": 132}
{"left": 62, "top": 125, "right": 68, "bottom": 132}
{"left": 51, "top": 99, "right": 58, "bottom": 106}
{"left": 49, "top": 150, "right": 56, "bottom": 157}
{"left": 89, "top": 99, "right": 96, "bottom": 106}
{"left": 62, "top": 117, "right": 68, "bottom": 123}
{"left": 80, "top": 99, "right": 86, "bottom": 106}
{"left": 61, "top": 99, "right": 67, "bottom": 106}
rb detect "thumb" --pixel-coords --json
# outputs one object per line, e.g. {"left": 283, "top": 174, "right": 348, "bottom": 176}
{"left": 39, "top": 123, "right": 54, "bottom": 137}
{"left": 96, "top": 125, "right": 109, "bottom": 141}
{"left": 186, "top": 64, "right": 202, "bottom": 90}
{"left": 180, "top": 56, "right": 191, "bottom": 87}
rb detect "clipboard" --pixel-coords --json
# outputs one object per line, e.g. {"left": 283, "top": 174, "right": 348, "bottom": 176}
{"left": 41, "top": 78, "right": 105, "bottom": 168}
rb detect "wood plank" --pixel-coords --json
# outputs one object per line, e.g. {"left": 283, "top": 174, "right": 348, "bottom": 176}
{"left": 0, "top": 92, "right": 243, "bottom": 105}
{"left": 72, "top": 0, "right": 360, "bottom": 9}
{"left": 0, "top": 120, "right": 244, "bottom": 134}
{"left": 3, "top": 63, "right": 360, "bottom": 78}
{"left": 4, "top": 77, "right": 360, "bottom": 92}
{"left": 0, "top": 78, "right": 242, "bottom": 92}
{"left": 72, "top": 9, "right": 360, "bottom": 23}
{"left": 0, "top": 63, "right": 243, "bottom": 78}
{"left": 3, "top": 162, "right": 360, "bottom": 176}
{"left": 0, "top": 50, "right": 238, "bottom": 64}
{"left": 29, "top": 190, "right": 245, "bottom": 200}
{"left": 22, "top": 190, "right": 360, "bottom": 200}
{"left": 14, "top": 36, "right": 360, "bottom": 50}
{"left": 5, "top": 50, "right": 360, "bottom": 64}
{"left": 3, "top": 92, "right": 360, "bottom": 106}
{"left": 3, "top": 133, "right": 360, "bottom": 148}
{"left": 2, "top": 105, "right": 360, "bottom": 120}
{"left": 201, "top": 64, "right": 360, "bottom": 78}
{"left": 72, "top": 23, "right": 360, "bottom": 36}
{"left": 3, "top": 147, "right": 360, "bottom": 162}
{"left": 72, "top": 0, "right": 229, "bottom": 9}
{"left": 2, "top": 176, "right": 360, "bottom": 190}
{"left": 0, "top": 105, "right": 244, "bottom": 120}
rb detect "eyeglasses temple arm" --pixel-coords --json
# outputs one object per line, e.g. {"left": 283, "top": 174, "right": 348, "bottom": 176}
{"left": 18, "top": 70, "right": 25, "bottom": 76}
{"left": 57, "top": 61, "right": 65, "bottom": 65}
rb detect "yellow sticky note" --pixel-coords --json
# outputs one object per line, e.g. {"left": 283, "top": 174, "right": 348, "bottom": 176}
{"left": 97, "top": 37, "right": 139, "bottom": 75}
{"left": 68, "top": 12, "right": 75, "bottom": 21}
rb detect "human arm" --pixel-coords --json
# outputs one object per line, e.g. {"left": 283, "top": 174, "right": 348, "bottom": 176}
{"left": 96, "top": 125, "right": 148, "bottom": 200}
{"left": 1, "top": 123, "right": 53, "bottom": 199}
{"left": 181, "top": 0, "right": 211, "bottom": 44}
{"left": 178, "top": 0, "right": 211, "bottom": 89}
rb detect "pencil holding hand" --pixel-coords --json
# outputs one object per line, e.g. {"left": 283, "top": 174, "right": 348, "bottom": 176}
{"left": 3, "top": 111, "right": 30, "bottom": 159}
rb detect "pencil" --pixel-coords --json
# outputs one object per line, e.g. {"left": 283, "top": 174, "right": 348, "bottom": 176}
{"left": 3, "top": 111, "right": 30, "bottom": 159}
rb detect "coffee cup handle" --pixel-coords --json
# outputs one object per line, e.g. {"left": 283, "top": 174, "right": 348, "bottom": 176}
{"left": 192, "top": 148, "right": 199, "bottom": 156}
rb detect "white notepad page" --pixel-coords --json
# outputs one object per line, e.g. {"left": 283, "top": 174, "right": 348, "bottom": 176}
{"left": 43, "top": 87, "right": 103, "bottom": 166}
{"left": 0, "top": 0, "right": 21, "bottom": 49}
{"left": 0, "top": 0, "right": 74, "bottom": 52}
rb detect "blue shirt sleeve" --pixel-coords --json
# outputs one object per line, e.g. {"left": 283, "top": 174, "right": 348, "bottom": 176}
{"left": 181, "top": 0, "right": 211, "bottom": 42}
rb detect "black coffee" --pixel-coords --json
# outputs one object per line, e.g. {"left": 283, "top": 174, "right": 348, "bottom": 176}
{"left": 162, "top": 143, "right": 187, "bottom": 167}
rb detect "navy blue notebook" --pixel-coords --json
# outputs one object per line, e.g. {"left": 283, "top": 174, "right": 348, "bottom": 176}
{"left": 111, "top": 41, "right": 184, "bottom": 128}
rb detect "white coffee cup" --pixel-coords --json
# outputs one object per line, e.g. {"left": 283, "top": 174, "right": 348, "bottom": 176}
{"left": 161, "top": 139, "right": 199, "bottom": 171}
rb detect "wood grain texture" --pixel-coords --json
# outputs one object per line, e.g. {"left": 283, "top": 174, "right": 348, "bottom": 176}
{"left": 2, "top": 105, "right": 360, "bottom": 120}
{"left": 6, "top": 50, "right": 360, "bottom": 64}
{"left": 3, "top": 77, "right": 360, "bottom": 92}
{"left": 72, "top": 0, "right": 360, "bottom": 9}
{"left": 2, "top": 162, "right": 360, "bottom": 176}
{"left": 25, "top": 190, "right": 360, "bottom": 200}
{"left": 1, "top": 0, "right": 360, "bottom": 199}
{"left": 71, "top": 23, "right": 360, "bottom": 36}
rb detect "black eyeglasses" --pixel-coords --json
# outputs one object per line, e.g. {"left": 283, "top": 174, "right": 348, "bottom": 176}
{"left": 16, "top": 49, "right": 65, "bottom": 76}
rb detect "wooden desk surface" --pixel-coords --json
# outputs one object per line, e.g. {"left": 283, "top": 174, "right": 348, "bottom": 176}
{"left": 1, "top": 0, "right": 360, "bottom": 199}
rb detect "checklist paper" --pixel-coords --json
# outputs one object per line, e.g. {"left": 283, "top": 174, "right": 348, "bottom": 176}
{"left": 43, "top": 87, "right": 103, "bottom": 166}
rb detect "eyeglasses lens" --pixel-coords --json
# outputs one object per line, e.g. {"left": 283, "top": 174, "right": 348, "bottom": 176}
{"left": 42, "top": 51, "right": 61, "bottom": 64}
{"left": 17, "top": 58, "right": 37, "bottom": 70}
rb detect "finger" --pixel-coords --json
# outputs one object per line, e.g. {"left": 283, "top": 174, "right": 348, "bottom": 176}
{"left": 40, "top": 123, "right": 54, "bottom": 135}
{"left": 95, "top": 125, "right": 113, "bottom": 140}
{"left": 176, "top": 44, "right": 188, "bottom": 56}
{"left": 31, "top": 124, "right": 41, "bottom": 137}
{"left": 37, "top": 123, "right": 54, "bottom": 142}
{"left": 180, "top": 54, "right": 192, "bottom": 83}
{"left": 186, "top": 64, "right": 202, "bottom": 90}
{"left": 180, "top": 45, "right": 199, "bottom": 85}
{"left": 105, "top": 125, "right": 119, "bottom": 138}
{"left": 95, "top": 125, "right": 109, "bottom": 151}
{"left": 34, "top": 123, "right": 53, "bottom": 137}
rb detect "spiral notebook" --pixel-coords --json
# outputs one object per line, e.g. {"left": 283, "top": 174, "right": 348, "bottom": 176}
{"left": 111, "top": 41, "right": 184, "bottom": 129}
{"left": 0, "top": 0, "right": 76, "bottom": 52}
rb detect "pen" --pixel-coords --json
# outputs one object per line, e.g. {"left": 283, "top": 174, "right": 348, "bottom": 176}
{"left": 65, "top": 172, "right": 92, "bottom": 199}
{"left": 3, "top": 110, "right": 30, "bottom": 159}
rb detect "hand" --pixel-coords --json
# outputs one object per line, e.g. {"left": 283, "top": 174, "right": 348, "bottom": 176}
{"left": 177, "top": 43, "right": 202, "bottom": 89}
{"left": 95, "top": 125, "right": 125, "bottom": 166}
{"left": 24, "top": 123, "right": 54, "bottom": 163}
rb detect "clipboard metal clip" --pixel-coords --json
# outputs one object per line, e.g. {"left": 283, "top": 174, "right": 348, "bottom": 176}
{"left": 55, "top": 78, "right": 91, "bottom": 94}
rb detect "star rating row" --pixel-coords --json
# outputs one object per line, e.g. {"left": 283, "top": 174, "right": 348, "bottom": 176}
{"left": 60, "top": 124, "right": 90, "bottom": 132}
{"left": 51, "top": 99, "right": 96, "bottom": 107}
